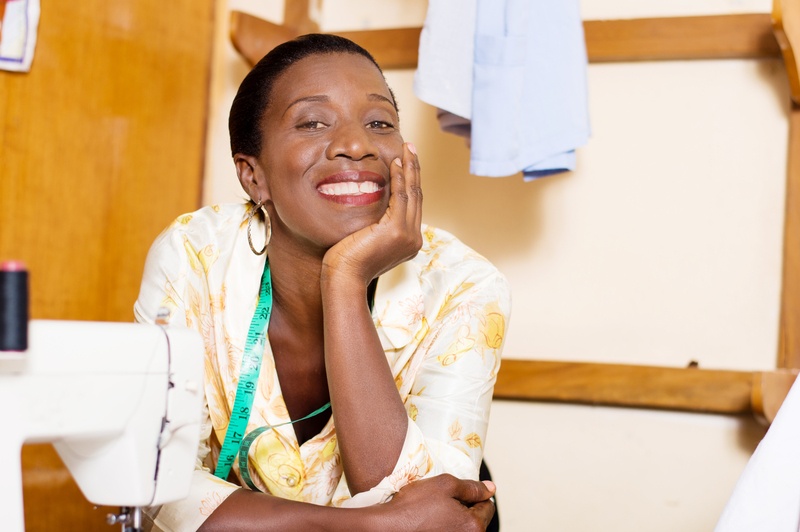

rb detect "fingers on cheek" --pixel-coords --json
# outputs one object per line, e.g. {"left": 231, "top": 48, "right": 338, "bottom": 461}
{"left": 391, "top": 157, "right": 406, "bottom": 188}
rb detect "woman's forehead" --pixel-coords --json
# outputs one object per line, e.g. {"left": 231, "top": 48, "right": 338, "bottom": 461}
{"left": 270, "top": 52, "right": 391, "bottom": 106}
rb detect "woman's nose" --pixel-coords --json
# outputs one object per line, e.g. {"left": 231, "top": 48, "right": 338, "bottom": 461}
{"left": 326, "top": 121, "right": 377, "bottom": 161}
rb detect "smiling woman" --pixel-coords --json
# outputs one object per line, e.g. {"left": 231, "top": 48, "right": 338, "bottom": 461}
{"left": 134, "top": 34, "right": 510, "bottom": 532}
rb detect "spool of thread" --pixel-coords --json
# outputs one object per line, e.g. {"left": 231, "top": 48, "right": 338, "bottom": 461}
{"left": 0, "top": 261, "right": 29, "bottom": 352}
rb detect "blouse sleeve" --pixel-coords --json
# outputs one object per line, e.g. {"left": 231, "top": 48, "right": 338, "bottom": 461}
{"left": 340, "top": 267, "right": 511, "bottom": 508}
{"left": 134, "top": 226, "right": 239, "bottom": 532}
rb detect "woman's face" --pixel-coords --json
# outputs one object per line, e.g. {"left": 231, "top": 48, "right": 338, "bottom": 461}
{"left": 253, "top": 52, "right": 403, "bottom": 252}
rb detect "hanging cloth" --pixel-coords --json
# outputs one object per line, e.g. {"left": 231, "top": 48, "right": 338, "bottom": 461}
{"left": 414, "top": 0, "right": 591, "bottom": 180}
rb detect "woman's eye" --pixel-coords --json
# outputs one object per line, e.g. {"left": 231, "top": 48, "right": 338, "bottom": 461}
{"left": 299, "top": 121, "right": 325, "bottom": 130}
{"left": 367, "top": 120, "right": 394, "bottom": 130}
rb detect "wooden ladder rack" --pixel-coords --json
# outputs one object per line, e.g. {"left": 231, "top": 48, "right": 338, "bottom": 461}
{"left": 230, "top": 1, "right": 800, "bottom": 423}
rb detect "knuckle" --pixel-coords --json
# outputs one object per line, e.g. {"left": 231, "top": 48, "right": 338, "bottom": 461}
{"left": 410, "top": 186, "right": 423, "bottom": 200}
{"left": 395, "top": 191, "right": 410, "bottom": 203}
{"left": 438, "top": 473, "right": 457, "bottom": 490}
{"left": 463, "top": 520, "right": 480, "bottom": 532}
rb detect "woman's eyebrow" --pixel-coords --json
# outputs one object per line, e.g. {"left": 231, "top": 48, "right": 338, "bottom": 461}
{"left": 368, "top": 93, "right": 395, "bottom": 106}
{"left": 283, "top": 95, "right": 329, "bottom": 117}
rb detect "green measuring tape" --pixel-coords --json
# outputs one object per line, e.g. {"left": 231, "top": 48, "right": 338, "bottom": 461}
{"left": 214, "top": 258, "right": 332, "bottom": 488}
{"left": 214, "top": 259, "right": 376, "bottom": 490}
{"left": 213, "top": 258, "right": 275, "bottom": 482}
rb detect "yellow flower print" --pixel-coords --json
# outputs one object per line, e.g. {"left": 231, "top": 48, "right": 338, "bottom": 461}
{"left": 272, "top": 396, "right": 290, "bottom": 419}
{"left": 176, "top": 214, "right": 193, "bottom": 225}
{"left": 408, "top": 402, "right": 419, "bottom": 421}
{"left": 386, "top": 444, "right": 433, "bottom": 490}
{"left": 422, "top": 226, "right": 445, "bottom": 254}
{"left": 437, "top": 283, "right": 475, "bottom": 321}
{"left": 253, "top": 432, "right": 305, "bottom": 500}
{"left": 185, "top": 284, "right": 203, "bottom": 323}
{"left": 199, "top": 491, "right": 224, "bottom": 516}
{"left": 437, "top": 325, "right": 475, "bottom": 366}
{"left": 448, "top": 419, "right": 463, "bottom": 441}
{"left": 197, "top": 244, "right": 219, "bottom": 273}
{"left": 183, "top": 238, "right": 202, "bottom": 274}
{"left": 480, "top": 302, "right": 505, "bottom": 350}
{"left": 464, "top": 432, "right": 483, "bottom": 449}
{"left": 400, "top": 294, "right": 425, "bottom": 324}
{"left": 210, "top": 283, "right": 227, "bottom": 313}
{"left": 413, "top": 317, "right": 430, "bottom": 344}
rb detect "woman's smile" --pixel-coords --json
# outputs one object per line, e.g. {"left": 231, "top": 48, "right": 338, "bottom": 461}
{"left": 316, "top": 170, "right": 387, "bottom": 205}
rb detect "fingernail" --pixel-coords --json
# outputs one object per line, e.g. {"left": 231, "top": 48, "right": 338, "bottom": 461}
{"left": 393, "top": 157, "right": 402, "bottom": 167}
{"left": 407, "top": 142, "right": 417, "bottom": 155}
{"left": 482, "top": 480, "right": 496, "bottom": 491}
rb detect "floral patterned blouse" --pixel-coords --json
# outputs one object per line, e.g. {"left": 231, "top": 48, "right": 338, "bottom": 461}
{"left": 134, "top": 203, "right": 511, "bottom": 531}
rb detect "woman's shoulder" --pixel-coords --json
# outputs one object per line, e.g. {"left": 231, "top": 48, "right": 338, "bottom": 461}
{"left": 162, "top": 203, "right": 248, "bottom": 235}
{"left": 417, "top": 225, "right": 504, "bottom": 280}
{"left": 152, "top": 203, "right": 248, "bottom": 246}
{"left": 413, "top": 225, "right": 510, "bottom": 306}
{"left": 143, "top": 203, "right": 252, "bottom": 269}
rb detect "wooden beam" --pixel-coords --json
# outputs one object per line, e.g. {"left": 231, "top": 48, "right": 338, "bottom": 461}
{"left": 284, "top": 0, "right": 320, "bottom": 36}
{"left": 229, "top": 11, "right": 297, "bottom": 67}
{"left": 230, "top": 11, "right": 781, "bottom": 69}
{"left": 779, "top": 107, "right": 800, "bottom": 368}
{"left": 335, "top": 28, "right": 423, "bottom": 70}
{"left": 585, "top": 14, "right": 779, "bottom": 63}
{"left": 751, "top": 368, "right": 800, "bottom": 423}
{"left": 494, "top": 360, "right": 797, "bottom": 422}
{"left": 773, "top": 0, "right": 800, "bottom": 104}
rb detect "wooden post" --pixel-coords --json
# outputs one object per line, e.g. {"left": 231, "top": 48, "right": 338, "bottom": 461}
{"left": 774, "top": 0, "right": 800, "bottom": 368}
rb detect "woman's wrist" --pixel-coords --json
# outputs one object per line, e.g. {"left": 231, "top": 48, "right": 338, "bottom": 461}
{"left": 320, "top": 263, "right": 370, "bottom": 301}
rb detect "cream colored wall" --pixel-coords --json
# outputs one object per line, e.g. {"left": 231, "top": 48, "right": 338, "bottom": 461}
{"left": 204, "top": 1, "right": 789, "bottom": 530}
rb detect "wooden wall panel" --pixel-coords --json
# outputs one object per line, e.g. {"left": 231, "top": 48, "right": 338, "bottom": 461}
{"left": 0, "top": 0, "right": 214, "bottom": 529}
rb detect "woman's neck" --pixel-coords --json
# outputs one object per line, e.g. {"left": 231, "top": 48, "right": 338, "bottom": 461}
{"left": 265, "top": 236, "right": 325, "bottom": 336}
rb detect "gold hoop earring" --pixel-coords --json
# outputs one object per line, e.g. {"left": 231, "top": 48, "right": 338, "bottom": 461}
{"left": 247, "top": 201, "right": 271, "bottom": 256}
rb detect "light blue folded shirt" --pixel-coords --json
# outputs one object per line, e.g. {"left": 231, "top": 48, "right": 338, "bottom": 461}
{"left": 471, "top": 0, "right": 590, "bottom": 180}
{"left": 415, "top": 0, "right": 590, "bottom": 180}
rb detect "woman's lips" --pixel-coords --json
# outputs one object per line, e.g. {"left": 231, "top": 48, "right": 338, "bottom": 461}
{"left": 317, "top": 171, "right": 386, "bottom": 205}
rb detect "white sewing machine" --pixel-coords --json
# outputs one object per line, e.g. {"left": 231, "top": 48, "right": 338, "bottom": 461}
{"left": 0, "top": 320, "right": 204, "bottom": 531}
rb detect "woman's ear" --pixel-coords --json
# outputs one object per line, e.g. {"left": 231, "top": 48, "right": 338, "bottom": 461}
{"left": 234, "top": 153, "right": 270, "bottom": 202}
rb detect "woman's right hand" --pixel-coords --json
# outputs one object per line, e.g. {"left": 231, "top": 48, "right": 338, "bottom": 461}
{"left": 377, "top": 475, "right": 497, "bottom": 532}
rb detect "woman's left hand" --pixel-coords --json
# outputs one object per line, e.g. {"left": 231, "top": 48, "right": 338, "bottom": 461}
{"left": 321, "top": 142, "right": 422, "bottom": 287}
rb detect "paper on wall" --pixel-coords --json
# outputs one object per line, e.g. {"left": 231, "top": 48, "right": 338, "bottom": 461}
{"left": 0, "top": 0, "right": 40, "bottom": 72}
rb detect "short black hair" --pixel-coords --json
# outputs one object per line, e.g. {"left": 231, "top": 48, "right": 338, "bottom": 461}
{"left": 228, "top": 33, "right": 397, "bottom": 158}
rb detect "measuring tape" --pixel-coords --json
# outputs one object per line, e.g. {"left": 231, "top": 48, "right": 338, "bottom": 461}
{"left": 213, "top": 259, "right": 273, "bottom": 481}
{"left": 238, "top": 401, "right": 331, "bottom": 491}
{"left": 214, "top": 262, "right": 377, "bottom": 487}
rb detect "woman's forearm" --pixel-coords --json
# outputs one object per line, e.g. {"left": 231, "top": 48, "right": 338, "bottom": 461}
{"left": 200, "top": 475, "right": 497, "bottom": 532}
{"left": 321, "top": 274, "right": 408, "bottom": 494}
{"left": 199, "top": 489, "right": 383, "bottom": 532}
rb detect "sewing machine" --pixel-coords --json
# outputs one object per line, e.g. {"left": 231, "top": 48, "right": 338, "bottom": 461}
{"left": 0, "top": 320, "right": 204, "bottom": 531}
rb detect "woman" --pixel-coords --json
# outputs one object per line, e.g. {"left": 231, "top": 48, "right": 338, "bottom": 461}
{"left": 135, "top": 34, "right": 510, "bottom": 531}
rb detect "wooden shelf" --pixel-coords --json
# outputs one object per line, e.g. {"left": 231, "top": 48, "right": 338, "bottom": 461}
{"left": 494, "top": 360, "right": 798, "bottom": 423}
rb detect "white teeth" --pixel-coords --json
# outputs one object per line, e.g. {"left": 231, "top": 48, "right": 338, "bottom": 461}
{"left": 318, "top": 181, "right": 381, "bottom": 196}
